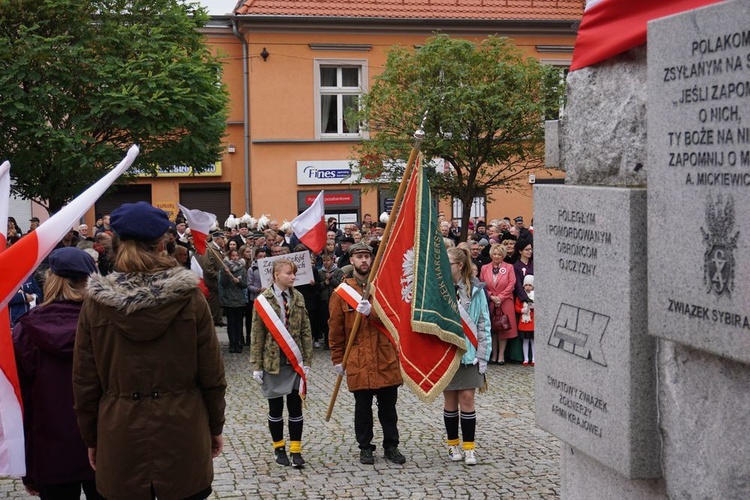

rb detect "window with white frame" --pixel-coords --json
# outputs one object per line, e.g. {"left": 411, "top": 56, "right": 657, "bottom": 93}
{"left": 452, "top": 196, "right": 486, "bottom": 221}
{"left": 314, "top": 60, "right": 367, "bottom": 139}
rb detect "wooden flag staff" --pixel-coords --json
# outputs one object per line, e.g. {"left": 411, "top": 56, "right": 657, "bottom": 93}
{"left": 324, "top": 124, "right": 426, "bottom": 422}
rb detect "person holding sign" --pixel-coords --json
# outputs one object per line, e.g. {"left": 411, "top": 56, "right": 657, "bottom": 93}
{"left": 250, "top": 259, "right": 313, "bottom": 468}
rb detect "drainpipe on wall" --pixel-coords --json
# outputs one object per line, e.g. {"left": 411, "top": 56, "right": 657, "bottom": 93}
{"left": 232, "top": 16, "right": 251, "bottom": 214}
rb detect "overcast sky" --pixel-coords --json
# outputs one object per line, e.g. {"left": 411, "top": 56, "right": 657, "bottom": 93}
{"left": 197, "top": 0, "right": 237, "bottom": 15}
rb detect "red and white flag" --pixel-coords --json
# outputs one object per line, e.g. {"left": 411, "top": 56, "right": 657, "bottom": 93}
{"left": 291, "top": 190, "right": 326, "bottom": 254}
{"left": 0, "top": 145, "right": 139, "bottom": 311}
{"left": 570, "top": 0, "right": 722, "bottom": 71}
{"left": 177, "top": 204, "right": 215, "bottom": 256}
{"left": 0, "top": 160, "right": 25, "bottom": 476}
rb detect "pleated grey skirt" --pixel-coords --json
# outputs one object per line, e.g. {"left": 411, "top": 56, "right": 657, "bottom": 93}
{"left": 261, "top": 363, "right": 301, "bottom": 399}
{"left": 445, "top": 363, "right": 484, "bottom": 391}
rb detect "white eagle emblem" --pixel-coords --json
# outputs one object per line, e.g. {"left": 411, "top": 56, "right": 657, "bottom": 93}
{"left": 400, "top": 247, "right": 415, "bottom": 303}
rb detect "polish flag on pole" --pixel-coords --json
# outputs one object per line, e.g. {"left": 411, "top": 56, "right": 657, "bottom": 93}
{"left": 0, "top": 160, "right": 26, "bottom": 476}
{"left": 570, "top": 0, "right": 722, "bottom": 71}
{"left": 291, "top": 190, "right": 326, "bottom": 254}
{"left": 0, "top": 145, "right": 139, "bottom": 311}
{"left": 177, "top": 204, "right": 215, "bottom": 256}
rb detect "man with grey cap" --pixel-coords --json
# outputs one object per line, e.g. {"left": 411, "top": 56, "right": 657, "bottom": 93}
{"left": 328, "top": 242, "right": 406, "bottom": 465}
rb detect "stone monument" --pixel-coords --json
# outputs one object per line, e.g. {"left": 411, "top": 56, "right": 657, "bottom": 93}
{"left": 537, "top": 1, "right": 750, "bottom": 498}
{"left": 647, "top": 2, "right": 750, "bottom": 498}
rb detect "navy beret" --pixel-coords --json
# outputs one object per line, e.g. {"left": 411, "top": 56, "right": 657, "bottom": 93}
{"left": 111, "top": 202, "right": 171, "bottom": 241}
{"left": 49, "top": 247, "right": 97, "bottom": 279}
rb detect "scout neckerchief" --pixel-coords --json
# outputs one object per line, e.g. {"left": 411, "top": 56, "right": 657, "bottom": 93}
{"left": 254, "top": 292, "right": 307, "bottom": 397}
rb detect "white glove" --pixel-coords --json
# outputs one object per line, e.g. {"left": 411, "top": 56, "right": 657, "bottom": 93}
{"left": 253, "top": 371, "right": 264, "bottom": 384}
{"left": 478, "top": 359, "right": 488, "bottom": 374}
{"left": 303, "top": 365, "right": 310, "bottom": 378}
{"left": 521, "top": 302, "right": 530, "bottom": 315}
{"left": 333, "top": 364, "right": 345, "bottom": 377}
{"left": 356, "top": 299, "right": 372, "bottom": 316}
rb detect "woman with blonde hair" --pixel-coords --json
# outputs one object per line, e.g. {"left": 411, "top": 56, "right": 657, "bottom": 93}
{"left": 443, "top": 247, "right": 491, "bottom": 465}
{"left": 479, "top": 243, "right": 518, "bottom": 364}
{"left": 251, "top": 259, "right": 312, "bottom": 468}
{"left": 73, "top": 201, "right": 226, "bottom": 500}
{"left": 13, "top": 247, "right": 100, "bottom": 499}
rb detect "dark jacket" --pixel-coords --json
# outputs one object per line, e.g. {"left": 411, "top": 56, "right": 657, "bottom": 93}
{"left": 73, "top": 266, "right": 226, "bottom": 500}
{"left": 198, "top": 244, "right": 224, "bottom": 291}
{"left": 9, "top": 275, "right": 43, "bottom": 326}
{"left": 13, "top": 300, "right": 94, "bottom": 487}
{"left": 318, "top": 265, "right": 344, "bottom": 303}
{"left": 514, "top": 258, "right": 534, "bottom": 302}
{"left": 219, "top": 258, "right": 248, "bottom": 308}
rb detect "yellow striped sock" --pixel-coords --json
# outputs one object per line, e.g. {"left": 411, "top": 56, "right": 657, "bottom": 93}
{"left": 273, "top": 440, "right": 286, "bottom": 449}
{"left": 447, "top": 438, "right": 460, "bottom": 446}
{"left": 289, "top": 441, "right": 302, "bottom": 454}
{"left": 462, "top": 441, "right": 475, "bottom": 451}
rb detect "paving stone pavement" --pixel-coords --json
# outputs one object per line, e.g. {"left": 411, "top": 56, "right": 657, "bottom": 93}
{"left": 0, "top": 328, "right": 560, "bottom": 499}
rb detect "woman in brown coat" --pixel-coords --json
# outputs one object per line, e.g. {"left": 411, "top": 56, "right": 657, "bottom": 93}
{"left": 73, "top": 202, "right": 226, "bottom": 500}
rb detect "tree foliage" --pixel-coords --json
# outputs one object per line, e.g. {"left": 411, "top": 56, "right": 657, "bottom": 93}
{"left": 352, "top": 34, "right": 555, "bottom": 240}
{"left": 0, "top": 0, "right": 229, "bottom": 213}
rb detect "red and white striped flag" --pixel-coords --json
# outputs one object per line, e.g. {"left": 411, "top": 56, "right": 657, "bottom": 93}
{"left": 291, "top": 190, "right": 326, "bottom": 254}
{"left": 570, "top": 0, "right": 722, "bottom": 71}
{"left": 0, "top": 160, "right": 25, "bottom": 476}
{"left": 177, "top": 204, "right": 215, "bottom": 256}
{"left": 0, "top": 145, "right": 139, "bottom": 311}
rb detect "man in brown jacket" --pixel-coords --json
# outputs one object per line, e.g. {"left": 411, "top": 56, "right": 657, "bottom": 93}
{"left": 328, "top": 242, "right": 406, "bottom": 465}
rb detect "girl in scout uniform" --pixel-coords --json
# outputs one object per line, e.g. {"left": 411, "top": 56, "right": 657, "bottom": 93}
{"left": 250, "top": 259, "right": 313, "bottom": 468}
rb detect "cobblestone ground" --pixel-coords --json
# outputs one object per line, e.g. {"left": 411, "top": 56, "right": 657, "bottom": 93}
{"left": 0, "top": 329, "right": 560, "bottom": 499}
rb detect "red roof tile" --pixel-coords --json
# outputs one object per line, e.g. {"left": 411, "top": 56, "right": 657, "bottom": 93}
{"left": 236, "top": 0, "right": 584, "bottom": 21}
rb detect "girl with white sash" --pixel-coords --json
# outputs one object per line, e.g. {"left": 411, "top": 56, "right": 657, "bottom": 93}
{"left": 250, "top": 259, "right": 313, "bottom": 468}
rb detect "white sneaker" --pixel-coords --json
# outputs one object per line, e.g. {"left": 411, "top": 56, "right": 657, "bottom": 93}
{"left": 313, "top": 341, "right": 322, "bottom": 348}
{"left": 447, "top": 444, "right": 463, "bottom": 462}
{"left": 464, "top": 449, "right": 477, "bottom": 465}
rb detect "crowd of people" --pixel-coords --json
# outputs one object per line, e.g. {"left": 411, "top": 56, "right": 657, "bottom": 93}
{"left": 6, "top": 205, "right": 536, "bottom": 498}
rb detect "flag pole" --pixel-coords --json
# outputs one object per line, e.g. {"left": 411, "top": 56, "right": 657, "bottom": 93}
{"left": 325, "top": 120, "right": 427, "bottom": 422}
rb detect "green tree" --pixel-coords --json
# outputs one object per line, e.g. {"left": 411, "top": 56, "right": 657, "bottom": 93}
{"left": 353, "top": 34, "right": 554, "bottom": 241}
{"left": 0, "top": 0, "right": 228, "bottom": 213}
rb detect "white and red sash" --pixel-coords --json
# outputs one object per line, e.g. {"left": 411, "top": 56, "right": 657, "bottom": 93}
{"left": 456, "top": 302, "right": 479, "bottom": 349}
{"left": 334, "top": 282, "right": 477, "bottom": 349}
{"left": 334, "top": 283, "right": 398, "bottom": 348}
{"left": 254, "top": 293, "right": 308, "bottom": 396}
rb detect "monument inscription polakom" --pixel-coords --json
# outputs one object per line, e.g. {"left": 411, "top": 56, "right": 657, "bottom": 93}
{"left": 648, "top": 6, "right": 750, "bottom": 363}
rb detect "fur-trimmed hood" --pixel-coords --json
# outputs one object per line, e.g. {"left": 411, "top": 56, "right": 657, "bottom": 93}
{"left": 86, "top": 266, "right": 200, "bottom": 341}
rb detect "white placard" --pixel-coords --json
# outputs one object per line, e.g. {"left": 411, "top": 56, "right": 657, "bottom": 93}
{"left": 258, "top": 251, "right": 315, "bottom": 288}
